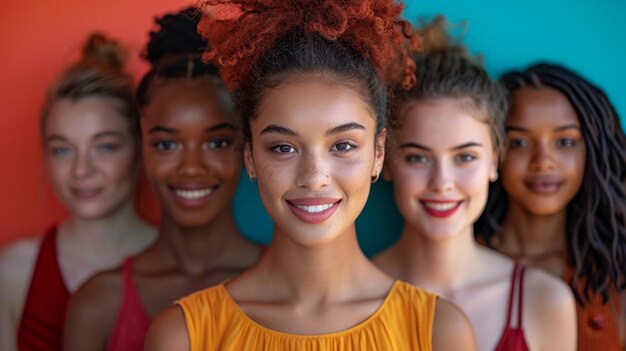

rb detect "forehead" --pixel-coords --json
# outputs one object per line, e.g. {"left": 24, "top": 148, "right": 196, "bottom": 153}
{"left": 144, "top": 82, "right": 230, "bottom": 126}
{"left": 255, "top": 79, "right": 375, "bottom": 133}
{"left": 399, "top": 98, "right": 492, "bottom": 146}
{"left": 45, "top": 97, "right": 129, "bottom": 138}
{"left": 508, "top": 86, "right": 580, "bottom": 128}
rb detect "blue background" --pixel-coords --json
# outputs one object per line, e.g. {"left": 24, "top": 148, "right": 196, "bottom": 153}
{"left": 233, "top": 0, "right": 626, "bottom": 256}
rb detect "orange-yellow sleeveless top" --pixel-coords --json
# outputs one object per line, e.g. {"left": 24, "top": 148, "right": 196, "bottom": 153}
{"left": 176, "top": 280, "right": 437, "bottom": 351}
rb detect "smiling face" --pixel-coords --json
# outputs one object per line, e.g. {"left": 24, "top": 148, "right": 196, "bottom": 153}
{"left": 386, "top": 98, "right": 498, "bottom": 241}
{"left": 44, "top": 96, "right": 139, "bottom": 220}
{"left": 502, "top": 86, "right": 586, "bottom": 216}
{"left": 245, "top": 78, "right": 384, "bottom": 247}
{"left": 141, "top": 80, "right": 241, "bottom": 228}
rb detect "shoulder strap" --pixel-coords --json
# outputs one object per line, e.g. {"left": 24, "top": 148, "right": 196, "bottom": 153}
{"left": 516, "top": 266, "right": 527, "bottom": 328}
{"left": 503, "top": 263, "right": 519, "bottom": 329}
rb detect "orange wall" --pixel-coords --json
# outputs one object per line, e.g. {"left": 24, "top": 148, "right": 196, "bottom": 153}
{"left": 0, "top": 0, "right": 193, "bottom": 247}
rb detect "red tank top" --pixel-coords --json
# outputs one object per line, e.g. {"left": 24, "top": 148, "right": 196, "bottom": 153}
{"left": 106, "top": 258, "right": 151, "bottom": 351}
{"left": 17, "top": 226, "right": 70, "bottom": 351}
{"left": 494, "top": 263, "right": 530, "bottom": 351}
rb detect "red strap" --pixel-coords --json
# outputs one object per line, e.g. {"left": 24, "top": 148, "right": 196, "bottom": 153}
{"left": 517, "top": 266, "right": 526, "bottom": 328}
{"left": 503, "top": 263, "right": 519, "bottom": 329}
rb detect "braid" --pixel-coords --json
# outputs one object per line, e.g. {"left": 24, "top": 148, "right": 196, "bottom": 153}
{"left": 137, "top": 7, "right": 224, "bottom": 109}
{"left": 478, "top": 63, "right": 626, "bottom": 304}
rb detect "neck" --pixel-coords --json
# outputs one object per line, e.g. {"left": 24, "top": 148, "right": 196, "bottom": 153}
{"left": 153, "top": 206, "right": 245, "bottom": 276}
{"left": 62, "top": 198, "right": 144, "bottom": 249}
{"left": 394, "top": 224, "right": 482, "bottom": 292}
{"left": 499, "top": 201, "right": 567, "bottom": 259}
{"left": 260, "top": 225, "right": 377, "bottom": 302}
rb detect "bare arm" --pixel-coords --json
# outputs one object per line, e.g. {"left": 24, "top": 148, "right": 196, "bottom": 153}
{"left": 63, "top": 272, "right": 122, "bottom": 351}
{"left": 0, "top": 239, "right": 40, "bottom": 351}
{"left": 144, "top": 306, "right": 190, "bottom": 351}
{"left": 432, "top": 298, "right": 477, "bottom": 351}
{"left": 524, "top": 268, "right": 577, "bottom": 351}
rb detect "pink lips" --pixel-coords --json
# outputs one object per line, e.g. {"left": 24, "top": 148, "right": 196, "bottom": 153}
{"left": 419, "top": 199, "right": 463, "bottom": 218}
{"left": 524, "top": 176, "right": 563, "bottom": 194}
{"left": 286, "top": 197, "right": 342, "bottom": 224}
{"left": 70, "top": 187, "right": 103, "bottom": 199}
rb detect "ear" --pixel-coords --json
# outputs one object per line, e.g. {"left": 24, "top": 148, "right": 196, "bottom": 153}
{"left": 489, "top": 150, "right": 499, "bottom": 182}
{"left": 243, "top": 142, "right": 255, "bottom": 179}
{"left": 373, "top": 129, "right": 387, "bottom": 178}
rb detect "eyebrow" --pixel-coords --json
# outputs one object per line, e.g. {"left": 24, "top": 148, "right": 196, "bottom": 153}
{"left": 506, "top": 124, "right": 581, "bottom": 132}
{"left": 260, "top": 122, "right": 366, "bottom": 137}
{"left": 93, "top": 131, "right": 124, "bottom": 139}
{"left": 45, "top": 131, "right": 124, "bottom": 143}
{"left": 399, "top": 142, "right": 483, "bottom": 151}
{"left": 149, "top": 122, "right": 235, "bottom": 134}
{"left": 260, "top": 125, "right": 297, "bottom": 136}
{"left": 325, "top": 122, "right": 366, "bottom": 136}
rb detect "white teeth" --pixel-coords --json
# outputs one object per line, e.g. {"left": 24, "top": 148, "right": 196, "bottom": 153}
{"left": 296, "top": 203, "right": 335, "bottom": 213}
{"left": 423, "top": 202, "right": 458, "bottom": 211}
{"left": 175, "top": 188, "right": 213, "bottom": 200}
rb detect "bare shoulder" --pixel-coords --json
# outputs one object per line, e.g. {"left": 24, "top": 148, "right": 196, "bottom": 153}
{"left": 0, "top": 237, "right": 42, "bottom": 309}
{"left": 0, "top": 237, "right": 42, "bottom": 351}
{"left": 432, "top": 298, "right": 477, "bottom": 351}
{"left": 64, "top": 269, "right": 124, "bottom": 350}
{"left": 523, "top": 267, "right": 576, "bottom": 351}
{"left": 145, "top": 306, "right": 189, "bottom": 351}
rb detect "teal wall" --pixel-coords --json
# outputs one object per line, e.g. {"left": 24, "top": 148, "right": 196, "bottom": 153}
{"left": 234, "top": 0, "right": 626, "bottom": 256}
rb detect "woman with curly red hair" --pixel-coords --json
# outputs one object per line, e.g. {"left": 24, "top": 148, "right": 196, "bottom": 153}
{"left": 146, "top": 1, "right": 476, "bottom": 350}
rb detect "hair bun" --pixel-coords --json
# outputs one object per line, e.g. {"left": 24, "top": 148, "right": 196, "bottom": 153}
{"left": 419, "top": 16, "right": 467, "bottom": 56}
{"left": 81, "top": 32, "right": 128, "bottom": 70}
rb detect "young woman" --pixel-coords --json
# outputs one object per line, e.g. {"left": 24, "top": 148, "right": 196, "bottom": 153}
{"left": 146, "top": 1, "right": 476, "bottom": 350}
{"left": 373, "top": 17, "right": 576, "bottom": 351}
{"left": 476, "top": 63, "right": 626, "bottom": 350}
{"left": 62, "top": 8, "right": 262, "bottom": 351}
{"left": 0, "top": 34, "right": 156, "bottom": 351}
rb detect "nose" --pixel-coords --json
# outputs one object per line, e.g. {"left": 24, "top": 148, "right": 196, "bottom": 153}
{"left": 177, "top": 146, "right": 208, "bottom": 177}
{"left": 71, "top": 148, "right": 95, "bottom": 179}
{"left": 429, "top": 159, "right": 453, "bottom": 194}
{"left": 295, "top": 151, "right": 331, "bottom": 192}
{"left": 529, "top": 141, "right": 555, "bottom": 172}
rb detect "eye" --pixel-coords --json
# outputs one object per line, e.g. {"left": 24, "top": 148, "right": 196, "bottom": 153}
{"left": 50, "top": 146, "right": 72, "bottom": 156}
{"left": 455, "top": 153, "right": 477, "bottom": 163}
{"left": 331, "top": 141, "right": 356, "bottom": 153}
{"left": 405, "top": 154, "right": 428, "bottom": 164}
{"left": 271, "top": 144, "right": 297, "bottom": 154}
{"left": 508, "top": 138, "right": 529, "bottom": 149}
{"left": 153, "top": 140, "right": 178, "bottom": 151}
{"left": 556, "top": 137, "right": 577, "bottom": 148}
{"left": 205, "top": 138, "right": 231, "bottom": 150}
{"left": 95, "top": 143, "right": 120, "bottom": 153}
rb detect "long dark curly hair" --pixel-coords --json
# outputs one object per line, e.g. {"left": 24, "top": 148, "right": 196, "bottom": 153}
{"left": 475, "top": 63, "right": 626, "bottom": 304}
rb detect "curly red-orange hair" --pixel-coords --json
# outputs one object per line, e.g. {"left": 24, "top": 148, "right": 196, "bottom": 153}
{"left": 198, "top": 0, "right": 421, "bottom": 89}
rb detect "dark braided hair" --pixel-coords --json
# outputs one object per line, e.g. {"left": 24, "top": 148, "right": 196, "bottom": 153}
{"left": 476, "top": 63, "right": 626, "bottom": 304}
{"left": 388, "top": 16, "right": 507, "bottom": 155}
{"left": 136, "top": 7, "right": 230, "bottom": 112}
